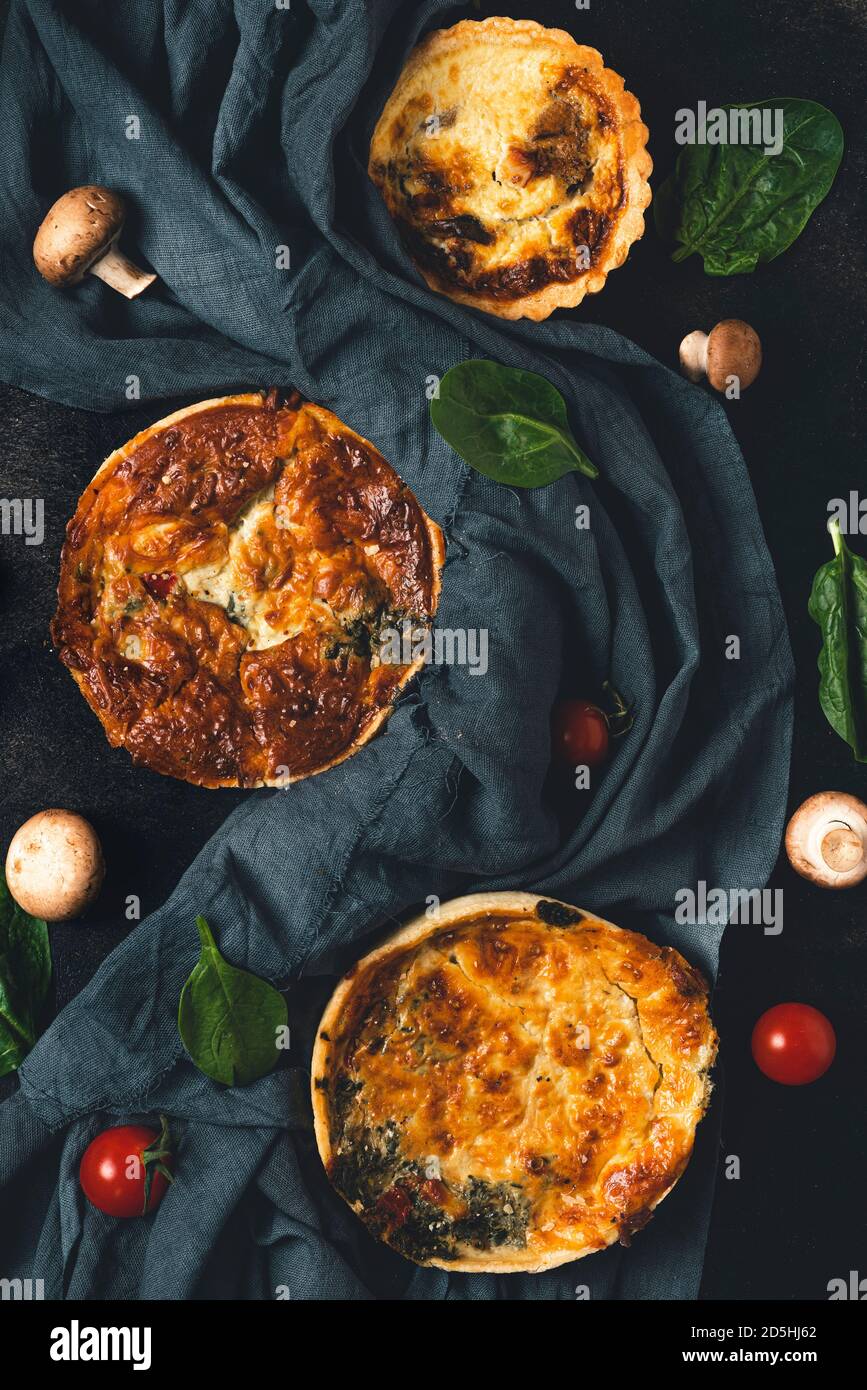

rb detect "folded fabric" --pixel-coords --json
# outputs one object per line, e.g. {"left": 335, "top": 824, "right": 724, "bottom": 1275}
{"left": 0, "top": 0, "right": 793, "bottom": 1299}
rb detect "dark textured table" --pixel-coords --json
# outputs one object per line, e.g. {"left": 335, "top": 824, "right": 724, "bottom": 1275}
{"left": 1, "top": 0, "right": 865, "bottom": 1301}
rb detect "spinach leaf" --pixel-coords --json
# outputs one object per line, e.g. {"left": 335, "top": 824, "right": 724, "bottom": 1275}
{"left": 178, "top": 916, "right": 288, "bottom": 1086}
{"left": 430, "top": 359, "right": 597, "bottom": 487}
{"left": 655, "top": 99, "right": 844, "bottom": 275}
{"left": 0, "top": 871, "right": 51, "bottom": 1078}
{"left": 808, "top": 519, "right": 867, "bottom": 761}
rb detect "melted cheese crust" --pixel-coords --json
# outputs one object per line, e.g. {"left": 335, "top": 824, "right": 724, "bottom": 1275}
{"left": 52, "top": 393, "right": 443, "bottom": 788}
{"left": 369, "top": 18, "right": 652, "bottom": 320}
{"left": 313, "top": 894, "right": 716, "bottom": 1271}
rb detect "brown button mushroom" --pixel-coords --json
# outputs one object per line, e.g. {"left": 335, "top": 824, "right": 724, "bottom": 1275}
{"left": 5, "top": 809, "right": 105, "bottom": 921}
{"left": 785, "top": 791, "right": 867, "bottom": 889}
{"left": 679, "top": 319, "right": 762, "bottom": 392}
{"left": 33, "top": 186, "right": 156, "bottom": 298}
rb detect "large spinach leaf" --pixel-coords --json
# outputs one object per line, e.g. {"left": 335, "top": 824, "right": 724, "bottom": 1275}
{"left": 430, "top": 359, "right": 597, "bottom": 487}
{"left": 808, "top": 520, "right": 867, "bottom": 761}
{"left": 655, "top": 99, "right": 843, "bottom": 275}
{"left": 0, "top": 871, "right": 51, "bottom": 1078}
{"left": 178, "top": 916, "right": 288, "bottom": 1086}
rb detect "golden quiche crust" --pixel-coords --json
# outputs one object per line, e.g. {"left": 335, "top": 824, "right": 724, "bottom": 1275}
{"left": 369, "top": 18, "right": 652, "bottom": 320}
{"left": 313, "top": 892, "right": 717, "bottom": 1272}
{"left": 52, "top": 392, "right": 444, "bottom": 789}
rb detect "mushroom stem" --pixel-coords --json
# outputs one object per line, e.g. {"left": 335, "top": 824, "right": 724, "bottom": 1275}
{"left": 820, "top": 824, "right": 863, "bottom": 873}
{"left": 89, "top": 243, "right": 156, "bottom": 299}
{"left": 679, "top": 330, "right": 709, "bottom": 383}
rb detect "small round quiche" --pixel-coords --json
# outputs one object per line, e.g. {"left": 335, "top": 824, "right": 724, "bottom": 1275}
{"left": 52, "top": 392, "right": 444, "bottom": 788}
{"left": 312, "top": 892, "right": 717, "bottom": 1272}
{"left": 369, "top": 17, "right": 652, "bottom": 320}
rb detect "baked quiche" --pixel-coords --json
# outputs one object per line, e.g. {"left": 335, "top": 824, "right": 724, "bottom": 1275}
{"left": 313, "top": 892, "right": 716, "bottom": 1272}
{"left": 369, "top": 18, "right": 652, "bottom": 320}
{"left": 52, "top": 392, "right": 444, "bottom": 788}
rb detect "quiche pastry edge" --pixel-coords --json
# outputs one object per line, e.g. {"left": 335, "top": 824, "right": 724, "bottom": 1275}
{"left": 369, "top": 17, "right": 653, "bottom": 322}
{"left": 312, "top": 891, "right": 717, "bottom": 1273}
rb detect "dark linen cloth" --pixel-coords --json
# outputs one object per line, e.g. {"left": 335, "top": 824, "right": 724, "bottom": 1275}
{"left": 0, "top": 0, "right": 793, "bottom": 1299}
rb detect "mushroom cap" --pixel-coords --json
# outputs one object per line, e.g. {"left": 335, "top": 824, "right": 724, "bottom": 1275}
{"left": 33, "top": 186, "right": 126, "bottom": 287}
{"left": 5, "top": 809, "right": 105, "bottom": 921}
{"left": 785, "top": 791, "right": 867, "bottom": 889}
{"left": 706, "top": 319, "right": 762, "bottom": 391}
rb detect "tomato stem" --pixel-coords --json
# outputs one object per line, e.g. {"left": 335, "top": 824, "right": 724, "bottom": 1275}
{"left": 141, "top": 1114, "right": 174, "bottom": 1214}
{"left": 602, "top": 681, "right": 635, "bottom": 738}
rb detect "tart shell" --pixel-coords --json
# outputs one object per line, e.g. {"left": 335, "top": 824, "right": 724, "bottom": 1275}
{"left": 312, "top": 892, "right": 717, "bottom": 1272}
{"left": 52, "top": 393, "right": 444, "bottom": 789}
{"left": 369, "top": 18, "right": 652, "bottom": 321}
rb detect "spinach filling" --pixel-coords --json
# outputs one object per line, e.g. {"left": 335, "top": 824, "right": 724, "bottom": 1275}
{"left": 535, "top": 899, "right": 584, "bottom": 927}
{"left": 321, "top": 603, "right": 422, "bottom": 665}
{"left": 454, "top": 1178, "right": 530, "bottom": 1254}
{"left": 330, "top": 1114, "right": 531, "bottom": 1263}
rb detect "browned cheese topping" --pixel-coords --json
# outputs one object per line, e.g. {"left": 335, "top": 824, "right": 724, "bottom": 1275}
{"left": 53, "top": 394, "right": 442, "bottom": 787}
{"left": 316, "top": 901, "right": 717, "bottom": 1269}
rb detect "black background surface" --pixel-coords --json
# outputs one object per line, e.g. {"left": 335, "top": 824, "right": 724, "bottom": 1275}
{"left": 0, "top": 0, "right": 865, "bottom": 1301}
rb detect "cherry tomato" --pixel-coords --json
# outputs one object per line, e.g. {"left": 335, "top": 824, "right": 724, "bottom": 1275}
{"left": 551, "top": 700, "right": 610, "bottom": 768}
{"left": 80, "top": 1119, "right": 174, "bottom": 1218}
{"left": 751, "top": 1004, "right": 836, "bottom": 1085}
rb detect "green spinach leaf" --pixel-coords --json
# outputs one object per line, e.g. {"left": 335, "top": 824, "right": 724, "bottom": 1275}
{"left": 655, "top": 99, "right": 844, "bottom": 275}
{"left": 808, "top": 519, "right": 867, "bottom": 761}
{"left": 178, "top": 916, "right": 288, "bottom": 1086}
{"left": 0, "top": 871, "right": 51, "bottom": 1078}
{"left": 430, "top": 359, "right": 597, "bottom": 488}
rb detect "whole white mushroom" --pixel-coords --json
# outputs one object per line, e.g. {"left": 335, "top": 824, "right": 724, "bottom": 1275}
{"left": 5, "top": 810, "right": 105, "bottom": 921}
{"left": 785, "top": 791, "right": 867, "bottom": 889}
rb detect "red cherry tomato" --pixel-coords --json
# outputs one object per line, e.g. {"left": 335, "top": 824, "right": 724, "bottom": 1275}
{"left": 551, "top": 700, "right": 610, "bottom": 768}
{"left": 80, "top": 1120, "right": 173, "bottom": 1218}
{"left": 751, "top": 1004, "right": 836, "bottom": 1085}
